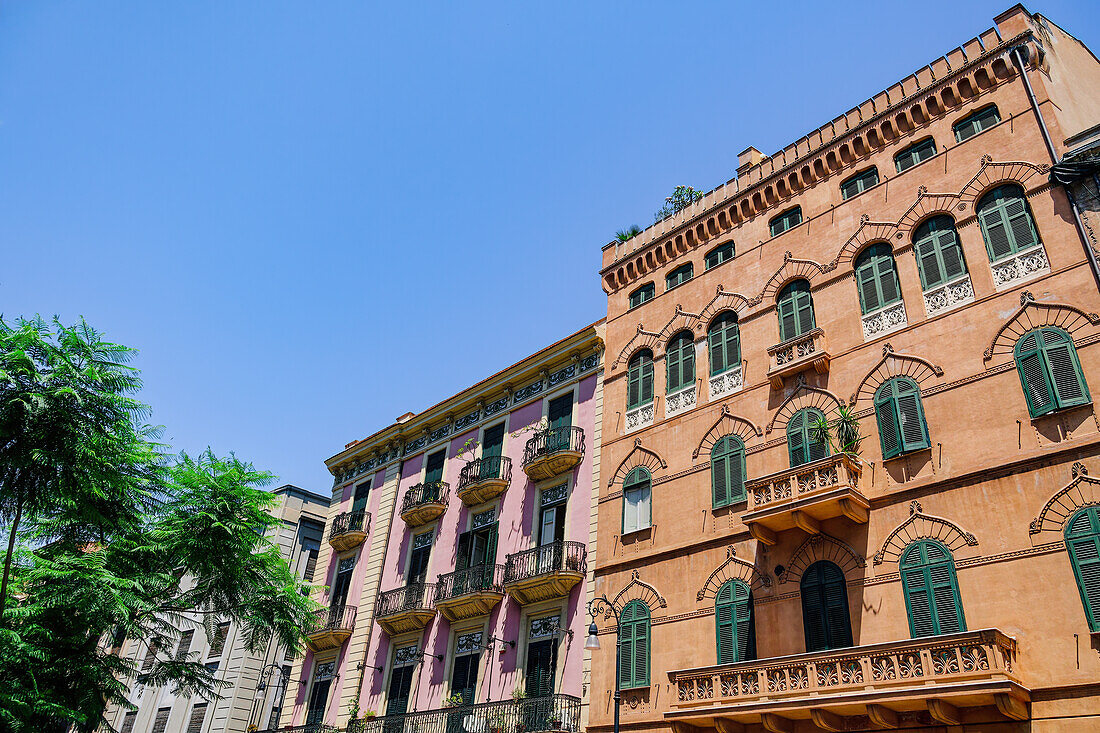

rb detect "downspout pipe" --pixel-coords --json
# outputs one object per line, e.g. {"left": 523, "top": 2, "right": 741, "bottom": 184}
{"left": 1011, "top": 43, "right": 1100, "bottom": 291}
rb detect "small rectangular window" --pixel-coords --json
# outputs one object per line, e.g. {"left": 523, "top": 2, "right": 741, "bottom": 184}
{"left": 208, "top": 622, "right": 230, "bottom": 658}
{"left": 705, "top": 242, "right": 734, "bottom": 270}
{"left": 623, "top": 485, "right": 651, "bottom": 533}
{"left": 629, "top": 283, "right": 655, "bottom": 309}
{"left": 769, "top": 207, "right": 802, "bottom": 237}
{"left": 151, "top": 708, "right": 172, "bottom": 733}
{"left": 120, "top": 712, "right": 138, "bottom": 733}
{"left": 665, "top": 264, "right": 693, "bottom": 291}
{"left": 953, "top": 105, "right": 1001, "bottom": 142}
{"left": 840, "top": 167, "right": 880, "bottom": 200}
{"left": 894, "top": 138, "right": 937, "bottom": 173}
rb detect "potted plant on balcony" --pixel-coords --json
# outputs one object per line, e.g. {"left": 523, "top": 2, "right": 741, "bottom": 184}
{"left": 810, "top": 405, "right": 863, "bottom": 457}
{"left": 443, "top": 693, "right": 465, "bottom": 708}
{"left": 489, "top": 712, "right": 508, "bottom": 733}
{"left": 363, "top": 710, "right": 378, "bottom": 720}
{"left": 546, "top": 713, "right": 563, "bottom": 730}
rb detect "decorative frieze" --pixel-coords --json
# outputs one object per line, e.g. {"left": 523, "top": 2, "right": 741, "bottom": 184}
{"left": 530, "top": 615, "right": 561, "bottom": 640}
{"left": 578, "top": 353, "right": 600, "bottom": 372}
{"left": 923, "top": 274, "right": 975, "bottom": 317}
{"left": 625, "top": 403, "right": 655, "bottom": 434}
{"left": 472, "top": 508, "right": 497, "bottom": 529}
{"left": 709, "top": 367, "right": 743, "bottom": 401}
{"left": 541, "top": 484, "right": 568, "bottom": 506}
{"left": 861, "top": 300, "right": 908, "bottom": 341}
{"left": 990, "top": 244, "right": 1050, "bottom": 290}
{"left": 394, "top": 645, "right": 419, "bottom": 666}
{"left": 548, "top": 364, "right": 576, "bottom": 387}
{"left": 514, "top": 379, "right": 544, "bottom": 404}
{"left": 484, "top": 396, "right": 509, "bottom": 417}
{"left": 403, "top": 437, "right": 426, "bottom": 456}
{"left": 456, "top": 632, "right": 484, "bottom": 654}
{"left": 413, "top": 531, "right": 434, "bottom": 550}
{"left": 665, "top": 384, "right": 697, "bottom": 418}
{"left": 454, "top": 409, "right": 480, "bottom": 431}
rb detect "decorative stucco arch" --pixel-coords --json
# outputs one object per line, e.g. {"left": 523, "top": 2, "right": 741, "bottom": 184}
{"left": 655, "top": 304, "right": 703, "bottom": 341}
{"left": 851, "top": 343, "right": 945, "bottom": 405}
{"left": 693, "top": 405, "right": 762, "bottom": 459}
{"left": 758, "top": 252, "right": 834, "bottom": 303}
{"left": 766, "top": 381, "right": 846, "bottom": 434}
{"left": 958, "top": 156, "right": 1049, "bottom": 209}
{"left": 984, "top": 290, "right": 1100, "bottom": 362}
{"left": 607, "top": 438, "right": 667, "bottom": 488}
{"left": 698, "top": 287, "right": 756, "bottom": 325}
{"left": 1030, "top": 461, "right": 1100, "bottom": 538}
{"left": 831, "top": 216, "right": 901, "bottom": 269}
{"left": 873, "top": 500, "right": 979, "bottom": 566}
{"left": 696, "top": 546, "right": 771, "bottom": 601}
{"left": 779, "top": 534, "right": 866, "bottom": 586}
{"left": 610, "top": 569, "right": 668, "bottom": 613}
{"left": 612, "top": 325, "right": 663, "bottom": 371}
{"left": 895, "top": 187, "right": 962, "bottom": 238}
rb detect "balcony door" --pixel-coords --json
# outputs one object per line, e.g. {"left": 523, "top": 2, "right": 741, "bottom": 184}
{"left": 331, "top": 557, "right": 355, "bottom": 610}
{"left": 800, "top": 561, "right": 853, "bottom": 652}
{"left": 481, "top": 423, "right": 505, "bottom": 479}
{"left": 386, "top": 647, "right": 418, "bottom": 718}
{"left": 547, "top": 393, "right": 573, "bottom": 451}
{"left": 305, "top": 661, "right": 336, "bottom": 725}
{"left": 457, "top": 514, "right": 498, "bottom": 592}
{"left": 352, "top": 480, "right": 370, "bottom": 513}
{"left": 525, "top": 617, "right": 560, "bottom": 699}
{"left": 537, "top": 486, "right": 567, "bottom": 574}
{"left": 451, "top": 632, "right": 482, "bottom": 704}
{"left": 425, "top": 450, "right": 445, "bottom": 488}
{"left": 408, "top": 532, "right": 432, "bottom": 586}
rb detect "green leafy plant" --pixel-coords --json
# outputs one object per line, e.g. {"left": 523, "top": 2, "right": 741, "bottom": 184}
{"left": 615, "top": 225, "right": 642, "bottom": 242}
{"left": 654, "top": 185, "right": 704, "bottom": 222}
{"left": 443, "top": 693, "right": 465, "bottom": 708}
{"left": 809, "top": 405, "right": 864, "bottom": 457}
{"left": 363, "top": 710, "right": 378, "bottom": 719}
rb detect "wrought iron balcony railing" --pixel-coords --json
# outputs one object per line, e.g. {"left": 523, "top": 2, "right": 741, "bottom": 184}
{"left": 401, "top": 482, "right": 449, "bottom": 514}
{"left": 504, "top": 541, "right": 587, "bottom": 584}
{"left": 329, "top": 509, "right": 371, "bottom": 543}
{"left": 257, "top": 725, "right": 340, "bottom": 733}
{"left": 348, "top": 694, "right": 582, "bottom": 733}
{"left": 457, "top": 455, "right": 513, "bottom": 490}
{"left": 376, "top": 583, "right": 436, "bottom": 617}
{"left": 310, "top": 604, "right": 356, "bottom": 634}
{"left": 522, "top": 426, "right": 585, "bottom": 467}
{"left": 435, "top": 564, "right": 506, "bottom": 603}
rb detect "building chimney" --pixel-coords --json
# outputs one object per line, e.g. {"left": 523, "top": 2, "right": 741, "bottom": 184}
{"left": 737, "top": 147, "right": 765, "bottom": 177}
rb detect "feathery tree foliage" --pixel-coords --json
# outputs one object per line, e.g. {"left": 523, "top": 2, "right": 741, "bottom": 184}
{"left": 0, "top": 317, "right": 317, "bottom": 732}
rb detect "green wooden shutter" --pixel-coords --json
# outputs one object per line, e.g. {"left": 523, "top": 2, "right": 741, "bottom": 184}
{"left": 640, "top": 354, "right": 654, "bottom": 404}
{"left": 1066, "top": 508, "right": 1100, "bottom": 631}
{"left": 634, "top": 610, "right": 650, "bottom": 687}
{"left": 708, "top": 318, "right": 726, "bottom": 375}
{"left": 821, "top": 565, "right": 853, "bottom": 648}
{"left": 1016, "top": 332, "right": 1055, "bottom": 416}
{"left": 456, "top": 531, "right": 473, "bottom": 572}
{"left": 804, "top": 409, "right": 828, "bottom": 463}
{"left": 875, "top": 385, "right": 902, "bottom": 459}
{"left": 715, "top": 581, "right": 738, "bottom": 664}
{"left": 800, "top": 564, "right": 828, "bottom": 652}
{"left": 733, "top": 582, "right": 754, "bottom": 661}
{"left": 706, "top": 243, "right": 734, "bottom": 270}
{"left": 914, "top": 224, "right": 944, "bottom": 289}
{"left": 796, "top": 288, "right": 815, "bottom": 336}
{"left": 914, "top": 216, "right": 967, "bottom": 290}
{"left": 1042, "top": 329, "right": 1090, "bottom": 409}
{"left": 892, "top": 378, "right": 930, "bottom": 453}
{"left": 802, "top": 561, "right": 852, "bottom": 652}
{"left": 978, "top": 185, "right": 1039, "bottom": 262}
{"left": 730, "top": 438, "right": 746, "bottom": 502}
{"left": 666, "top": 333, "right": 693, "bottom": 393}
{"left": 707, "top": 314, "right": 741, "bottom": 376}
{"left": 876, "top": 247, "right": 901, "bottom": 306}
{"left": 711, "top": 441, "right": 729, "bottom": 509}
{"left": 618, "top": 601, "right": 650, "bottom": 688}
{"left": 856, "top": 253, "right": 881, "bottom": 314}
{"left": 778, "top": 281, "right": 813, "bottom": 341}
{"left": 628, "top": 351, "right": 654, "bottom": 409}
{"left": 787, "top": 410, "right": 806, "bottom": 467}
{"left": 902, "top": 542, "right": 965, "bottom": 637}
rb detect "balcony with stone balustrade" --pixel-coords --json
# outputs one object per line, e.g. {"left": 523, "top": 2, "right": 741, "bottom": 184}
{"left": 667, "top": 629, "right": 1028, "bottom": 731}
{"left": 741, "top": 455, "right": 869, "bottom": 547}
{"left": 766, "top": 329, "right": 830, "bottom": 389}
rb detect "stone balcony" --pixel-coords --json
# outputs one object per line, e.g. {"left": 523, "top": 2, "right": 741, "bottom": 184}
{"left": 667, "top": 629, "right": 1028, "bottom": 731}
{"left": 503, "top": 540, "right": 587, "bottom": 605}
{"left": 327, "top": 509, "right": 371, "bottom": 553}
{"left": 304, "top": 604, "right": 356, "bottom": 652}
{"left": 523, "top": 426, "right": 585, "bottom": 481}
{"left": 400, "top": 481, "right": 449, "bottom": 527}
{"left": 742, "top": 455, "right": 869, "bottom": 546}
{"left": 433, "top": 564, "right": 506, "bottom": 622}
{"left": 456, "top": 456, "right": 512, "bottom": 506}
{"left": 375, "top": 583, "right": 436, "bottom": 635}
{"left": 766, "top": 329, "right": 830, "bottom": 389}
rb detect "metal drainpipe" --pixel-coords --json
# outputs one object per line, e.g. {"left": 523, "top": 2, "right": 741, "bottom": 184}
{"left": 1011, "top": 43, "right": 1100, "bottom": 291}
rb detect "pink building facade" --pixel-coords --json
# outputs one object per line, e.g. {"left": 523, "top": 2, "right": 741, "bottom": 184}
{"left": 283, "top": 322, "right": 605, "bottom": 733}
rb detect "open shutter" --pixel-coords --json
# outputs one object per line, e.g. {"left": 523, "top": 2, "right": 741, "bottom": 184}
{"left": 856, "top": 257, "right": 880, "bottom": 314}
{"left": 787, "top": 411, "right": 806, "bottom": 467}
{"left": 666, "top": 340, "right": 682, "bottom": 393}
{"left": 641, "top": 357, "right": 654, "bottom": 405}
{"left": 876, "top": 389, "right": 902, "bottom": 459}
{"left": 711, "top": 445, "right": 729, "bottom": 508}
{"left": 903, "top": 562, "right": 936, "bottom": 637}
{"left": 715, "top": 582, "right": 735, "bottom": 664}
{"left": 1043, "top": 330, "right": 1089, "bottom": 408}
{"left": 806, "top": 410, "right": 828, "bottom": 463}
{"left": 1016, "top": 333, "right": 1055, "bottom": 416}
{"left": 1067, "top": 509, "right": 1100, "bottom": 631}
{"left": 796, "top": 289, "right": 816, "bottom": 336}
{"left": 486, "top": 523, "right": 499, "bottom": 567}
{"left": 894, "top": 380, "right": 930, "bottom": 452}
{"left": 456, "top": 531, "right": 473, "bottom": 571}
{"left": 627, "top": 358, "right": 641, "bottom": 408}
{"left": 778, "top": 292, "right": 797, "bottom": 342}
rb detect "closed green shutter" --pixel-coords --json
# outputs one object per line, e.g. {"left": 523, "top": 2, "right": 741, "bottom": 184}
{"left": 778, "top": 280, "right": 814, "bottom": 342}
{"left": 1066, "top": 508, "right": 1100, "bottom": 631}
{"left": 710, "top": 436, "right": 745, "bottom": 508}
{"left": 711, "top": 448, "right": 729, "bottom": 508}
{"left": 715, "top": 580, "right": 753, "bottom": 664}
{"left": 628, "top": 351, "right": 654, "bottom": 409}
{"left": 708, "top": 312, "right": 741, "bottom": 376}
{"left": 666, "top": 332, "right": 694, "bottom": 393}
{"left": 854, "top": 243, "right": 901, "bottom": 315}
{"left": 913, "top": 216, "right": 967, "bottom": 290}
{"left": 901, "top": 541, "right": 966, "bottom": 637}
{"left": 801, "top": 561, "right": 852, "bottom": 652}
{"left": 1016, "top": 328, "right": 1090, "bottom": 417}
{"left": 618, "top": 600, "right": 651, "bottom": 688}
{"left": 875, "top": 378, "right": 930, "bottom": 458}
{"left": 895, "top": 138, "right": 937, "bottom": 173}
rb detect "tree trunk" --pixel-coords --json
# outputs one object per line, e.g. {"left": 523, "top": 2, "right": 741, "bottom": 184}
{"left": 0, "top": 497, "right": 24, "bottom": 624}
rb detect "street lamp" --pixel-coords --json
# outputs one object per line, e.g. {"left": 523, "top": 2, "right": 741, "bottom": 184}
{"left": 585, "top": 596, "right": 620, "bottom": 733}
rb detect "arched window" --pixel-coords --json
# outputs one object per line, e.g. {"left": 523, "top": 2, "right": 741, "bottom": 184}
{"left": 627, "top": 350, "right": 654, "bottom": 410}
{"left": 622, "top": 467, "right": 652, "bottom": 534}
{"left": 1065, "top": 507, "right": 1100, "bottom": 631}
{"left": 629, "top": 283, "right": 654, "bottom": 310}
{"left": 787, "top": 408, "right": 828, "bottom": 468}
{"left": 619, "top": 600, "right": 650, "bottom": 689}
{"left": 777, "top": 280, "right": 815, "bottom": 342}
{"left": 666, "top": 332, "right": 695, "bottom": 395}
{"left": 705, "top": 242, "right": 735, "bottom": 270}
{"left": 874, "top": 377, "right": 930, "bottom": 459}
{"left": 707, "top": 312, "right": 741, "bottom": 377}
{"left": 666, "top": 264, "right": 693, "bottom": 290}
{"left": 913, "top": 215, "right": 968, "bottom": 291}
{"left": 716, "top": 579, "right": 755, "bottom": 664}
{"left": 900, "top": 540, "right": 966, "bottom": 637}
{"left": 854, "top": 243, "right": 902, "bottom": 315}
{"left": 770, "top": 206, "right": 802, "bottom": 237}
{"left": 800, "top": 561, "right": 853, "bottom": 652}
{"left": 976, "top": 184, "right": 1041, "bottom": 262}
{"left": 711, "top": 436, "right": 746, "bottom": 508}
{"left": 1015, "top": 327, "right": 1090, "bottom": 418}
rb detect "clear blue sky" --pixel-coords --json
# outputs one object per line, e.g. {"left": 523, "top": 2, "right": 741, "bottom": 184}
{"left": 3, "top": 2, "right": 1097, "bottom": 495}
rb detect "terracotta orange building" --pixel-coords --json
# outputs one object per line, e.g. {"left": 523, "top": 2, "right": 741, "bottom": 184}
{"left": 591, "top": 6, "right": 1100, "bottom": 732}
